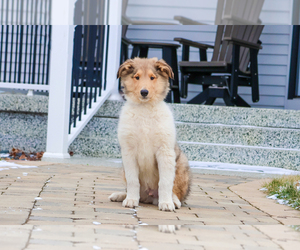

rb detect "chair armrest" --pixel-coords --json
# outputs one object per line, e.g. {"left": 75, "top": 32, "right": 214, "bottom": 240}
{"left": 174, "top": 15, "right": 207, "bottom": 25}
{"left": 122, "top": 15, "right": 176, "bottom": 25}
{"left": 174, "top": 38, "right": 214, "bottom": 50}
{"left": 130, "top": 20, "right": 176, "bottom": 25}
{"left": 223, "top": 37, "right": 263, "bottom": 50}
{"left": 222, "top": 15, "right": 262, "bottom": 25}
{"left": 122, "top": 37, "right": 132, "bottom": 45}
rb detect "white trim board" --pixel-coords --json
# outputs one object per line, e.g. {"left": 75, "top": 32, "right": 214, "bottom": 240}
{"left": 0, "top": 82, "right": 50, "bottom": 91}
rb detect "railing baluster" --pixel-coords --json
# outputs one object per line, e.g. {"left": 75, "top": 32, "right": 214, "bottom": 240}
{"left": 104, "top": 25, "right": 109, "bottom": 90}
{"left": 14, "top": 25, "right": 19, "bottom": 82}
{"left": 23, "top": 25, "right": 29, "bottom": 83}
{"left": 97, "top": 25, "right": 105, "bottom": 96}
{"left": 20, "top": 0, "right": 23, "bottom": 25}
{"left": 87, "top": 25, "right": 97, "bottom": 109}
{"left": 31, "top": 25, "right": 38, "bottom": 83}
{"left": 71, "top": 25, "right": 83, "bottom": 130}
{"left": 11, "top": 0, "right": 14, "bottom": 24}
{"left": 4, "top": 26, "right": 9, "bottom": 82}
{"left": 18, "top": 25, "right": 24, "bottom": 83}
{"left": 45, "top": 25, "right": 51, "bottom": 85}
{"left": 37, "top": 25, "right": 43, "bottom": 84}
{"left": 94, "top": 26, "right": 100, "bottom": 101}
{"left": 5, "top": 0, "right": 9, "bottom": 25}
{"left": 9, "top": 25, "right": 14, "bottom": 82}
{"left": 0, "top": 26, "right": 4, "bottom": 81}
{"left": 28, "top": 25, "right": 34, "bottom": 82}
{"left": 42, "top": 25, "right": 47, "bottom": 85}
{"left": 79, "top": 25, "right": 88, "bottom": 121}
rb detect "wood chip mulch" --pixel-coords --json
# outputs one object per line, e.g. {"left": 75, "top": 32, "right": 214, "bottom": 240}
{"left": 0, "top": 148, "right": 44, "bottom": 161}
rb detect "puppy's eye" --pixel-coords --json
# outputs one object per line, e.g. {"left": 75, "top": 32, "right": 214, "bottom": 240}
{"left": 150, "top": 76, "right": 155, "bottom": 80}
{"left": 135, "top": 76, "right": 139, "bottom": 80}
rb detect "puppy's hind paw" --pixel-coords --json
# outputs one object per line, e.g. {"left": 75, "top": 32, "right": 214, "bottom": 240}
{"left": 122, "top": 198, "right": 139, "bottom": 208}
{"left": 172, "top": 193, "right": 181, "bottom": 209}
{"left": 109, "top": 192, "right": 127, "bottom": 202}
{"left": 158, "top": 225, "right": 176, "bottom": 233}
{"left": 159, "top": 201, "right": 175, "bottom": 212}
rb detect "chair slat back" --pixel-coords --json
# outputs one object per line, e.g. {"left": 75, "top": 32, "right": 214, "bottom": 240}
{"left": 216, "top": 0, "right": 264, "bottom": 24}
{"left": 122, "top": 0, "right": 129, "bottom": 16}
{"left": 212, "top": 25, "right": 264, "bottom": 72}
{"left": 212, "top": 25, "right": 225, "bottom": 61}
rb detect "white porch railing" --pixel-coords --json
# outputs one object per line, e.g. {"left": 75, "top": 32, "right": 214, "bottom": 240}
{"left": 43, "top": 0, "right": 122, "bottom": 159}
{"left": 0, "top": 0, "right": 122, "bottom": 158}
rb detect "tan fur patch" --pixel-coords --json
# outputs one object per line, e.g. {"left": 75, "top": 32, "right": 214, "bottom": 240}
{"left": 173, "top": 144, "right": 191, "bottom": 201}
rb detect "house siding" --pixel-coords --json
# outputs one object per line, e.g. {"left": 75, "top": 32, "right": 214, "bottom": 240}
{"left": 126, "top": 0, "right": 293, "bottom": 25}
{"left": 126, "top": 24, "right": 292, "bottom": 109}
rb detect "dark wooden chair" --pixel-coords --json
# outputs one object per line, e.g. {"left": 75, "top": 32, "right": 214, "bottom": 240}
{"left": 121, "top": 26, "right": 181, "bottom": 103}
{"left": 175, "top": 25, "right": 264, "bottom": 107}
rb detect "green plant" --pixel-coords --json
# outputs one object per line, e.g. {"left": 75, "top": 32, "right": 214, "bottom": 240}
{"left": 263, "top": 175, "right": 300, "bottom": 210}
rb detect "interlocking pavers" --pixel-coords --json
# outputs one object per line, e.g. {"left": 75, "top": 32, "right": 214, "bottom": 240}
{"left": 0, "top": 160, "right": 300, "bottom": 249}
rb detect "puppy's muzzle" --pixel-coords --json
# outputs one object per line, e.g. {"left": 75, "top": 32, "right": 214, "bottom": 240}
{"left": 140, "top": 89, "right": 149, "bottom": 97}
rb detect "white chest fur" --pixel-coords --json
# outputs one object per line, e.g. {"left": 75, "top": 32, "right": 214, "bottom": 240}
{"left": 118, "top": 101, "right": 176, "bottom": 175}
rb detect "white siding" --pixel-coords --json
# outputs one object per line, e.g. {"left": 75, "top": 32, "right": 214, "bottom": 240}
{"left": 126, "top": 0, "right": 294, "bottom": 25}
{"left": 126, "top": 25, "right": 292, "bottom": 109}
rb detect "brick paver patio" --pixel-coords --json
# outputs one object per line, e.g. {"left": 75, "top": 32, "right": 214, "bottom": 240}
{"left": 0, "top": 161, "right": 300, "bottom": 249}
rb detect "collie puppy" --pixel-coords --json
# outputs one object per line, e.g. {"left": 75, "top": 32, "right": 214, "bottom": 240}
{"left": 109, "top": 57, "right": 191, "bottom": 211}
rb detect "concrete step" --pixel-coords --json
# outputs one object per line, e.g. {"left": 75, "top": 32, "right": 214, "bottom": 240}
{"left": 68, "top": 116, "right": 300, "bottom": 170}
{"left": 75, "top": 117, "right": 300, "bottom": 150}
{"left": 1, "top": 96, "right": 300, "bottom": 170}
{"left": 69, "top": 136, "right": 300, "bottom": 170}
{"left": 97, "top": 100, "right": 300, "bottom": 129}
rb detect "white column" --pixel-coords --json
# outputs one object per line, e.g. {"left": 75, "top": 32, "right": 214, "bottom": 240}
{"left": 43, "top": 0, "right": 75, "bottom": 159}
{"left": 107, "top": 25, "right": 123, "bottom": 101}
{"left": 51, "top": 0, "right": 76, "bottom": 25}
{"left": 107, "top": 0, "right": 123, "bottom": 100}
{"left": 43, "top": 25, "right": 74, "bottom": 159}
{"left": 107, "top": 0, "right": 122, "bottom": 25}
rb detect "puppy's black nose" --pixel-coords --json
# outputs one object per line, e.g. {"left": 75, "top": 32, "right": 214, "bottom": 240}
{"left": 140, "top": 89, "right": 149, "bottom": 97}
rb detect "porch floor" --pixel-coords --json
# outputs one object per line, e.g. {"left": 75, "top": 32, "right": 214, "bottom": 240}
{"left": 0, "top": 159, "right": 300, "bottom": 250}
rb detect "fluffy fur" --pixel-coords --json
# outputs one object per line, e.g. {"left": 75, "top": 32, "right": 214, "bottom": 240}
{"left": 109, "top": 57, "right": 191, "bottom": 211}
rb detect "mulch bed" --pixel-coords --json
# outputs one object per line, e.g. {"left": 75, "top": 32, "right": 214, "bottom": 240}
{"left": 0, "top": 148, "right": 44, "bottom": 161}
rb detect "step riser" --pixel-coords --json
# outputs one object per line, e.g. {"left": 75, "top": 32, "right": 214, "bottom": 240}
{"left": 2, "top": 134, "right": 299, "bottom": 170}
{"left": 1, "top": 95, "right": 299, "bottom": 128}
{"left": 1, "top": 98, "right": 300, "bottom": 170}
{"left": 77, "top": 117, "right": 300, "bottom": 149}
{"left": 96, "top": 100, "right": 300, "bottom": 129}
{"left": 2, "top": 112, "right": 299, "bottom": 150}
{"left": 69, "top": 138, "right": 300, "bottom": 171}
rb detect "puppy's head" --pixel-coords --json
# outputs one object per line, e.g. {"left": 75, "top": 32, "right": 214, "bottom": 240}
{"left": 117, "top": 57, "right": 173, "bottom": 104}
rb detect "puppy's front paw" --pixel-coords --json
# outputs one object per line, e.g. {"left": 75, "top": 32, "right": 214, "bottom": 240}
{"left": 159, "top": 201, "right": 175, "bottom": 212}
{"left": 122, "top": 198, "right": 139, "bottom": 208}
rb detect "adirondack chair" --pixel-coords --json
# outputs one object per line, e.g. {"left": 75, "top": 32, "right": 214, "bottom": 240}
{"left": 174, "top": 0, "right": 264, "bottom": 25}
{"left": 175, "top": 25, "right": 264, "bottom": 107}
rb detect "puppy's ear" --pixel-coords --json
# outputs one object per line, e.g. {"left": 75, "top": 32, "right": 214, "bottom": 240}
{"left": 117, "top": 59, "right": 134, "bottom": 79}
{"left": 155, "top": 59, "right": 174, "bottom": 79}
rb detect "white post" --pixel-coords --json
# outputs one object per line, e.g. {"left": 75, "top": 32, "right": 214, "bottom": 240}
{"left": 51, "top": 0, "right": 76, "bottom": 25}
{"left": 43, "top": 0, "right": 75, "bottom": 159}
{"left": 43, "top": 25, "right": 74, "bottom": 159}
{"left": 107, "top": 0, "right": 123, "bottom": 100}
{"left": 107, "top": 0, "right": 122, "bottom": 25}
